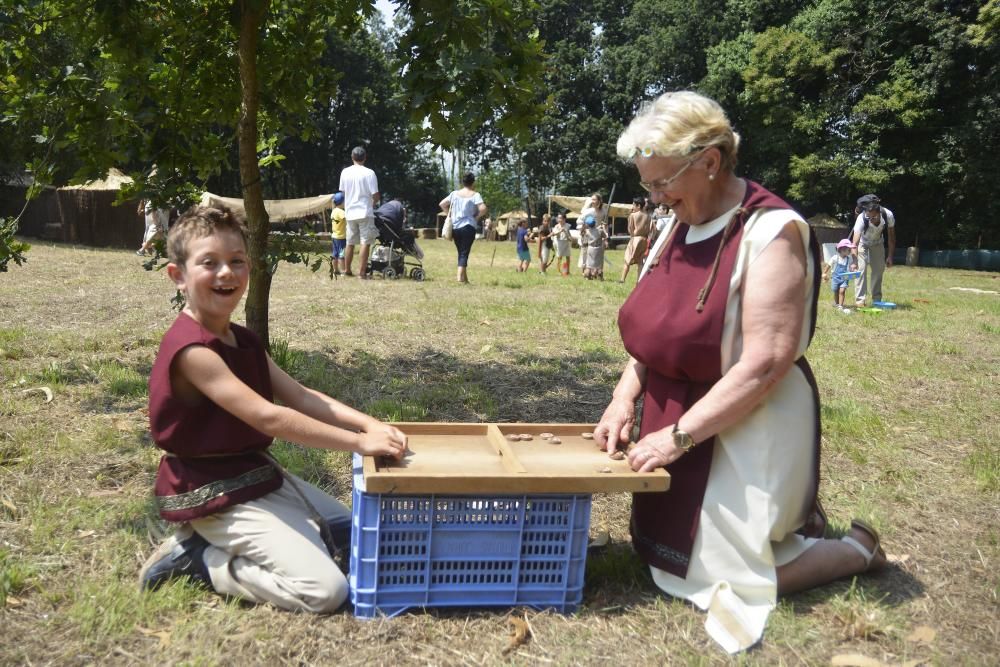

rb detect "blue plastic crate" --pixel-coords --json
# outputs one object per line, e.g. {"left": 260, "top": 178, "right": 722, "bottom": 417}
{"left": 349, "top": 454, "right": 591, "bottom": 619}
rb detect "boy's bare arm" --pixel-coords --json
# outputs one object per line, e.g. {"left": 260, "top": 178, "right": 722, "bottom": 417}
{"left": 174, "top": 346, "right": 405, "bottom": 458}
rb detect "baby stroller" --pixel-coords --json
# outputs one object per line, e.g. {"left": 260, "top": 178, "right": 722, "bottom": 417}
{"left": 367, "top": 200, "right": 426, "bottom": 280}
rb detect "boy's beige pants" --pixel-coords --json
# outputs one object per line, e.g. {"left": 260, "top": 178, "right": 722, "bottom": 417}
{"left": 189, "top": 473, "right": 351, "bottom": 613}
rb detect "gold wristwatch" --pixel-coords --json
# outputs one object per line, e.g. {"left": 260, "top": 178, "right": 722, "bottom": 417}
{"left": 672, "top": 423, "right": 696, "bottom": 451}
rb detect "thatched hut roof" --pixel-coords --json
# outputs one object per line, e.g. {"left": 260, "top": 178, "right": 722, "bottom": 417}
{"left": 61, "top": 168, "right": 134, "bottom": 191}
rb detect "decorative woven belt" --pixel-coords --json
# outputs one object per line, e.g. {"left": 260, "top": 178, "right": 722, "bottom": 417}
{"left": 156, "top": 465, "right": 277, "bottom": 512}
{"left": 632, "top": 531, "right": 690, "bottom": 568}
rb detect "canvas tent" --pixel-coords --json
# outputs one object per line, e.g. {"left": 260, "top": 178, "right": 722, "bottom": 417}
{"left": 199, "top": 192, "right": 333, "bottom": 222}
{"left": 547, "top": 195, "right": 631, "bottom": 220}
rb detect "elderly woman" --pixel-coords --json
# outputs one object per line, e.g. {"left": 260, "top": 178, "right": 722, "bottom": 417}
{"left": 596, "top": 91, "right": 887, "bottom": 653}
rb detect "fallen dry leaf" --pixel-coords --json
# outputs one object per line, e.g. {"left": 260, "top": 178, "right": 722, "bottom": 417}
{"left": 76, "top": 529, "right": 97, "bottom": 538}
{"left": 87, "top": 489, "right": 121, "bottom": 498}
{"left": 4, "top": 596, "right": 25, "bottom": 607}
{"left": 887, "top": 553, "right": 911, "bottom": 565}
{"left": 501, "top": 615, "right": 531, "bottom": 656}
{"left": 21, "top": 386, "right": 53, "bottom": 403}
{"left": 905, "top": 625, "right": 937, "bottom": 644}
{"left": 1, "top": 498, "right": 17, "bottom": 513}
{"left": 137, "top": 626, "right": 172, "bottom": 648}
{"left": 830, "top": 654, "right": 889, "bottom": 667}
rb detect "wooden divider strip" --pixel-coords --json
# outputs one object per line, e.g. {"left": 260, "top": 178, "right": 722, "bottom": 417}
{"left": 486, "top": 424, "right": 528, "bottom": 473}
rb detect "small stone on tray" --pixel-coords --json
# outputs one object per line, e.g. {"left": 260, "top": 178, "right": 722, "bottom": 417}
{"left": 608, "top": 450, "right": 626, "bottom": 460}
{"left": 549, "top": 437, "right": 561, "bottom": 444}
{"left": 598, "top": 466, "right": 613, "bottom": 473}
{"left": 505, "top": 434, "right": 519, "bottom": 441}
{"left": 539, "top": 432, "right": 554, "bottom": 439}
{"left": 581, "top": 432, "right": 594, "bottom": 440}
{"left": 519, "top": 433, "right": 533, "bottom": 441}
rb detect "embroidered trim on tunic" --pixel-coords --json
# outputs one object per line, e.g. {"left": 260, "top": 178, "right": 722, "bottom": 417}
{"left": 156, "top": 465, "right": 277, "bottom": 512}
{"left": 633, "top": 531, "right": 690, "bottom": 567}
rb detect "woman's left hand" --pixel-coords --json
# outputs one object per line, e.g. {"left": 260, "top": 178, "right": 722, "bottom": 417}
{"left": 627, "top": 427, "right": 684, "bottom": 472}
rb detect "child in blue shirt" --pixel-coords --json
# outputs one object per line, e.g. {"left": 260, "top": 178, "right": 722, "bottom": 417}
{"left": 824, "top": 238, "right": 858, "bottom": 312}
{"left": 515, "top": 219, "right": 531, "bottom": 272}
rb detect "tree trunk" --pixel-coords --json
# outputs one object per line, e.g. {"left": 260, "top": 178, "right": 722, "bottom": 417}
{"left": 237, "top": 0, "right": 272, "bottom": 347}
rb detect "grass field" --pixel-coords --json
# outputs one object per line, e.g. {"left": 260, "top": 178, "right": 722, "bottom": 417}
{"left": 1, "top": 237, "right": 998, "bottom": 665}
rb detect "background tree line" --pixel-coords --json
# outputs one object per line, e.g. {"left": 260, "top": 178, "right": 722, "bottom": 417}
{"left": 5, "top": 0, "right": 997, "bottom": 248}
{"left": 471, "top": 0, "right": 999, "bottom": 249}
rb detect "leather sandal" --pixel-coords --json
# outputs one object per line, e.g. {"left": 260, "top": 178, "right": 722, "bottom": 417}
{"left": 841, "top": 519, "right": 887, "bottom": 572}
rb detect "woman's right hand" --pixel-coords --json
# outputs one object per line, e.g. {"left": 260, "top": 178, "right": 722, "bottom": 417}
{"left": 594, "top": 397, "right": 636, "bottom": 454}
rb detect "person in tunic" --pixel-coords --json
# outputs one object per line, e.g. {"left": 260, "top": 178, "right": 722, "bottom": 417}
{"left": 582, "top": 215, "right": 607, "bottom": 280}
{"left": 579, "top": 194, "right": 606, "bottom": 271}
{"left": 137, "top": 199, "right": 170, "bottom": 256}
{"left": 138, "top": 205, "right": 408, "bottom": 612}
{"left": 620, "top": 196, "right": 652, "bottom": 283}
{"left": 439, "top": 172, "right": 487, "bottom": 283}
{"left": 537, "top": 214, "right": 554, "bottom": 274}
{"left": 596, "top": 91, "right": 888, "bottom": 653}
{"left": 552, "top": 212, "right": 573, "bottom": 276}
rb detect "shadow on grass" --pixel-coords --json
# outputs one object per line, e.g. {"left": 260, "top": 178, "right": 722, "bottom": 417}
{"left": 279, "top": 344, "right": 622, "bottom": 424}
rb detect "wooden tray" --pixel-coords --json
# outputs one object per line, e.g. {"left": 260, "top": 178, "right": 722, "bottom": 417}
{"left": 361, "top": 422, "right": 670, "bottom": 494}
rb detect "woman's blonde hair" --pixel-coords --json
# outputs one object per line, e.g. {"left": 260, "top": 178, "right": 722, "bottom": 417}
{"left": 616, "top": 91, "right": 740, "bottom": 172}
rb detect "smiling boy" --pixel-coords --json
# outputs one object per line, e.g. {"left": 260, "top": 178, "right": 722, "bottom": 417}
{"left": 139, "top": 205, "right": 407, "bottom": 612}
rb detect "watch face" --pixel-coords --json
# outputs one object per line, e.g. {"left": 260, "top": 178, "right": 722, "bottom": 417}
{"left": 674, "top": 429, "right": 695, "bottom": 450}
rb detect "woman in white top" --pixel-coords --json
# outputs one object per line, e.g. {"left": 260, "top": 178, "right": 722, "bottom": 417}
{"left": 439, "top": 173, "right": 487, "bottom": 283}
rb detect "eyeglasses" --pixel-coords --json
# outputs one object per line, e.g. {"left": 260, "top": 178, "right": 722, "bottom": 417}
{"left": 638, "top": 150, "right": 705, "bottom": 193}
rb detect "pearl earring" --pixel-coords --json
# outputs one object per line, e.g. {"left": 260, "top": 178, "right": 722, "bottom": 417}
{"left": 708, "top": 173, "right": 715, "bottom": 181}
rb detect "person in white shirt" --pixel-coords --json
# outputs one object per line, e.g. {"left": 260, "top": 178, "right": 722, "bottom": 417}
{"left": 850, "top": 194, "right": 895, "bottom": 306}
{"left": 137, "top": 200, "right": 170, "bottom": 256}
{"left": 338, "top": 146, "right": 380, "bottom": 279}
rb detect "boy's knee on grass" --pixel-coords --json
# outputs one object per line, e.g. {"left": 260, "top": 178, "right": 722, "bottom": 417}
{"left": 286, "top": 564, "right": 349, "bottom": 613}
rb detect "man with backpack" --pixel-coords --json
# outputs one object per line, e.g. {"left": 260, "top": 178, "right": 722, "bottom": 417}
{"left": 850, "top": 194, "right": 895, "bottom": 306}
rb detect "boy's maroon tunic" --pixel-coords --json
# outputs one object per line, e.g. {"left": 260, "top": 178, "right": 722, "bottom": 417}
{"left": 149, "top": 312, "right": 281, "bottom": 522}
{"left": 617, "top": 180, "right": 822, "bottom": 577}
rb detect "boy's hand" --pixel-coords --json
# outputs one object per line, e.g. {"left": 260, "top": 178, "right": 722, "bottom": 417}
{"left": 358, "top": 423, "right": 408, "bottom": 459}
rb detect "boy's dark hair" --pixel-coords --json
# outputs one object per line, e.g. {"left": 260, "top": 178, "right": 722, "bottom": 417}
{"left": 351, "top": 146, "right": 367, "bottom": 162}
{"left": 633, "top": 196, "right": 645, "bottom": 207}
{"left": 461, "top": 172, "right": 475, "bottom": 187}
{"left": 167, "top": 205, "right": 249, "bottom": 266}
